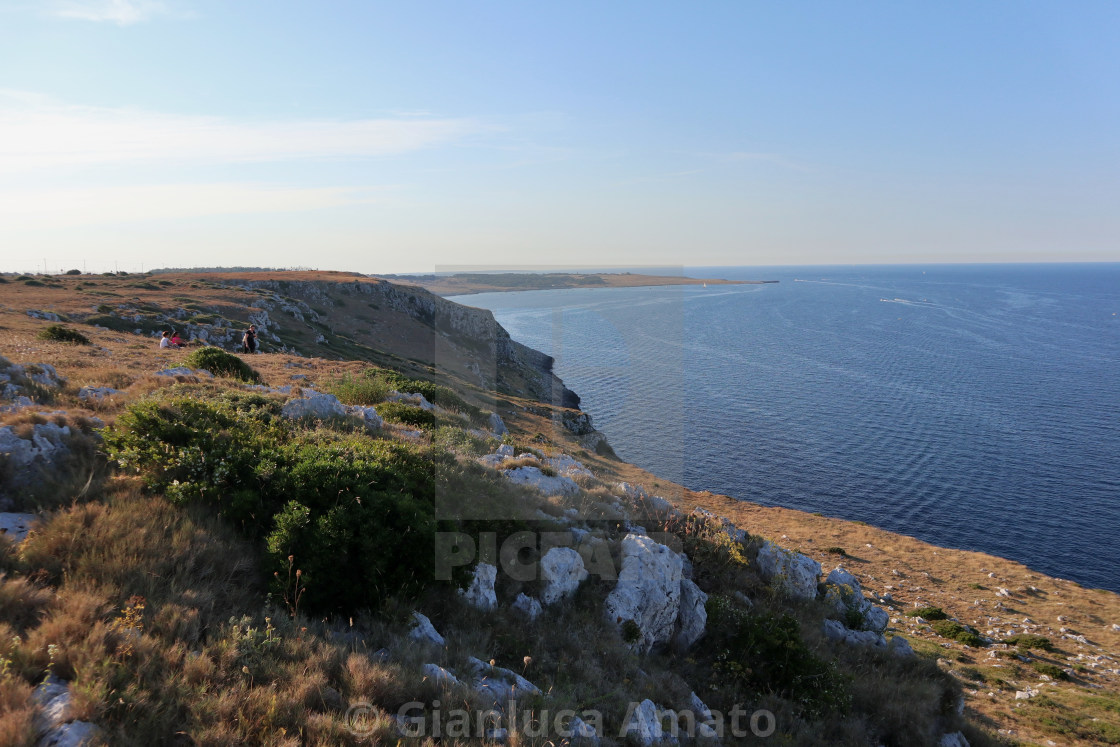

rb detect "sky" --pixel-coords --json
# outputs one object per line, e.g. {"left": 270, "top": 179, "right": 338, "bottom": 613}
{"left": 1, "top": 1, "right": 1118, "bottom": 274}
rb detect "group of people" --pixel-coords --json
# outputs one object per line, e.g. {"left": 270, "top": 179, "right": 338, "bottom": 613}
{"left": 159, "top": 330, "right": 185, "bottom": 349}
{"left": 158, "top": 323, "right": 259, "bottom": 353}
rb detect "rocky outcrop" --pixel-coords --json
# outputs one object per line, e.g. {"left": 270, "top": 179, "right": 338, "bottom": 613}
{"left": 621, "top": 700, "right": 678, "bottom": 747}
{"left": 674, "top": 579, "right": 708, "bottom": 651}
{"left": 226, "top": 277, "right": 581, "bottom": 408}
{"left": 604, "top": 534, "right": 706, "bottom": 654}
{"left": 32, "top": 674, "right": 102, "bottom": 747}
{"left": 540, "top": 548, "right": 588, "bottom": 605}
{"left": 281, "top": 392, "right": 348, "bottom": 419}
{"left": 823, "top": 619, "right": 887, "bottom": 648}
{"left": 0, "top": 513, "right": 39, "bottom": 544}
{"left": 512, "top": 593, "right": 542, "bottom": 621}
{"left": 756, "top": 540, "right": 821, "bottom": 599}
{"left": 408, "top": 613, "right": 444, "bottom": 647}
{"left": 822, "top": 565, "right": 890, "bottom": 633}
{"left": 460, "top": 563, "right": 498, "bottom": 610}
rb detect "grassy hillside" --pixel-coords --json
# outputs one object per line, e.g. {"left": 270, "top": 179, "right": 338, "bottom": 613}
{"left": 0, "top": 271, "right": 1117, "bottom": 746}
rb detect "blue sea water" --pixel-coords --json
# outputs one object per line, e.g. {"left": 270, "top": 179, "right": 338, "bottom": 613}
{"left": 451, "top": 264, "right": 1120, "bottom": 592}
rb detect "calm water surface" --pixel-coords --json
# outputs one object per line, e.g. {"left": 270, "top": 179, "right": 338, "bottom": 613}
{"left": 452, "top": 264, "right": 1120, "bottom": 591}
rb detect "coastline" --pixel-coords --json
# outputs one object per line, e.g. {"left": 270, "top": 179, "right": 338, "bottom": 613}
{"left": 380, "top": 271, "right": 771, "bottom": 296}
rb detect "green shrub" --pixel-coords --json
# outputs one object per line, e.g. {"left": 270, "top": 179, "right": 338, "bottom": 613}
{"left": 329, "top": 368, "right": 484, "bottom": 422}
{"left": 103, "top": 394, "right": 460, "bottom": 613}
{"left": 23, "top": 279, "right": 45, "bottom": 287}
{"left": 37, "top": 325, "right": 90, "bottom": 345}
{"left": 706, "top": 595, "right": 851, "bottom": 717}
{"left": 376, "top": 402, "right": 435, "bottom": 429}
{"left": 65, "top": 269, "right": 81, "bottom": 275}
{"left": 826, "top": 546, "right": 847, "bottom": 556}
{"left": 1031, "top": 661, "right": 1069, "bottom": 680}
{"left": 930, "top": 620, "right": 985, "bottom": 647}
{"left": 906, "top": 606, "right": 948, "bottom": 620}
{"left": 182, "top": 347, "right": 262, "bottom": 384}
{"left": 328, "top": 373, "right": 390, "bottom": 406}
{"left": 1005, "top": 634, "right": 1053, "bottom": 651}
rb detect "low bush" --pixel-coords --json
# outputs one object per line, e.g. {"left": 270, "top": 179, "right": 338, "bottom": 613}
{"left": 1031, "top": 661, "right": 1069, "bottom": 680}
{"left": 103, "top": 393, "right": 462, "bottom": 613}
{"left": 930, "top": 620, "right": 985, "bottom": 647}
{"left": 906, "top": 606, "right": 948, "bottom": 620}
{"left": 329, "top": 368, "right": 484, "bottom": 423}
{"left": 36, "top": 325, "right": 90, "bottom": 345}
{"left": 1004, "top": 633, "right": 1053, "bottom": 651}
{"left": 376, "top": 402, "right": 435, "bottom": 429}
{"left": 705, "top": 595, "right": 851, "bottom": 718}
{"left": 182, "top": 347, "right": 262, "bottom": 384}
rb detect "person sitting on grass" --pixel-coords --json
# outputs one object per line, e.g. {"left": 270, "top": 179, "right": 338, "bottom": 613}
{"left": 159, "top": 331, "right": 173, "bottom": 349}
{"left": 170, "top": 331, "right": 184, "bottom": 347}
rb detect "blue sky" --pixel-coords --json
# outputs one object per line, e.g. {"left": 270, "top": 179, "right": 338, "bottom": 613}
{"left": 1, "top": 1, "right": 1118, "bottom": 274}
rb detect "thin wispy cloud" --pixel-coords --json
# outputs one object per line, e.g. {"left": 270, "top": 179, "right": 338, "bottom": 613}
{"left": 50, "top": 0, "right": 173, "bottom": 25}
{"left": 0, "top": 91, "right": 486, "bottom": 170}
{"left": 0, "top": 183, "right": 386, "bottom": 229}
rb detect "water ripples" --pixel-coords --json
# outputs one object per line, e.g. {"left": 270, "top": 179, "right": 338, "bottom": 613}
{"left": 458, "top": 265, "right": 1120, "bottom": 591}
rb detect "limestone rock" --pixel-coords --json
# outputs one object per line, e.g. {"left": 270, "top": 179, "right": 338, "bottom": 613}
{"left": 281, "top": 393, "right": 348, "bottom": 419}
{"left": 540, "top": 548, "right": 588, "bottom": 605}
{"left": 386, "top": 390, "right": 436, "bottom": 410}
{"left": 756, "top": 540, "right": 820, "bottom": 599}
{"left": 460, "top": 563, "right": 498, "bottom": 610}
{"left": 155, "top": 366, "right": 213, "bottom": 378}
{"left": 466, "top": 657, "right": 541, "bottom": 707}
{"left": 422, "top": 663, "right": 460, "bottom": 687}
{"left": 823, "top": 619, "right": 887, "bottom": 648}
{"left": 674, "top": 579, "right": 708, "bottom": 650}
{"left": 939, "top": 731, "right": 971, "bottom": 747}
{"left": 545, "top": 454, "right": 594, "bottom": 479}
{"left": 0, "top": 512, "right": 39, "bottom": 544}
{"left": 489, "top": 412, "right": 508, "bottom": 436}
{"left": 347, "top": 405, "right": 383, "bottom": 429}
{"left": 888, "top": 635, "right": 916, "bottom": 658}
{"left": 568, "top": 716, "right": 600, "bottom": 745}
{"left": 77, "top": 386, "right": 122, "bottom": 401}
{"left": 604, "top": 534, "right": 683, "bottom": 653}
{"left": 503, "top": 466, "right": 580, "bottom": 497}
{"left": 496, "top": 444, "right": 515, "bottom": 457}
{"left": 512, "top": 593, "right": 542, "bottom": 621}
{"left": 408, "top": 613, "right": 445, "bottom": 647}
{"left": 621, "top": 700, "right": 678, "bottom": 746}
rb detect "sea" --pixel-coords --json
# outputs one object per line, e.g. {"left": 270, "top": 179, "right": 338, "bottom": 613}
{"left": 450, "top": 264, "right": 1120, "bottom": 593}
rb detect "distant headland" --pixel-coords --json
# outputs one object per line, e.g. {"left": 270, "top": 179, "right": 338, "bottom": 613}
{"left": 383, "top": 271, "right": 777, "bottom": 296}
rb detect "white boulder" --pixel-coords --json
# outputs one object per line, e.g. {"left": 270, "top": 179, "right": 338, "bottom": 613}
{"left": 756, "top": 540, "right": 821, "bottom": 599}
{"left": 459, "top": 563, "right": 498, "bottom": 610}
{"left": 422, "top": 663, "right": 460, "bottom": 687}
{"left": 489, "top": 412, "right": 508, "bottom": 436}
{"left": 503, "top": 466, "right": 579, "bottom": 497}
{"left": 939, "top": 731, "right": 971, "bottom": 747}
{"left": 0, "top": 513, "right": 39, "bottom": 544}
{"left": 621, "top": 700, "right": 678, "bottom": 747}
{"left": 347, "top": 405, "right": 383, "bottom": 429}
{"left": 540, "top": 547, "right": 589, "bottom": 605}
{"left": 604, "top": 534, "right": 683, "bottom": 653}
{"left": 511, "top": 593, "right": 542, "bottom": 621}
{"left": 77, "top": 386, "right": 122, "bottom": 401}
{"left": 823, "top": 619, "right": 887, "bottom": 648}
{"left": 408, "top": 613, "right": 445, "bottom": 647}
{"left": 674, "top": 578, "right": 708, "bottom": 650}
{"left": 889, "top": 635, "right": 916, "bottom": 658}
{"left": 281, "top": 393, "right": 348, "bottom": 419}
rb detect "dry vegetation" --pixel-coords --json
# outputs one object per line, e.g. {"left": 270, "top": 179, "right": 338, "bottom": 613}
{"left": 0, "top": 271, "right": 1117, "bottom": 745}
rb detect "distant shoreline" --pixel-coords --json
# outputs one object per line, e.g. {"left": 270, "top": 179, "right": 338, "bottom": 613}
{"left": 384, "top": 271, "right": 778, "bottom": 296}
